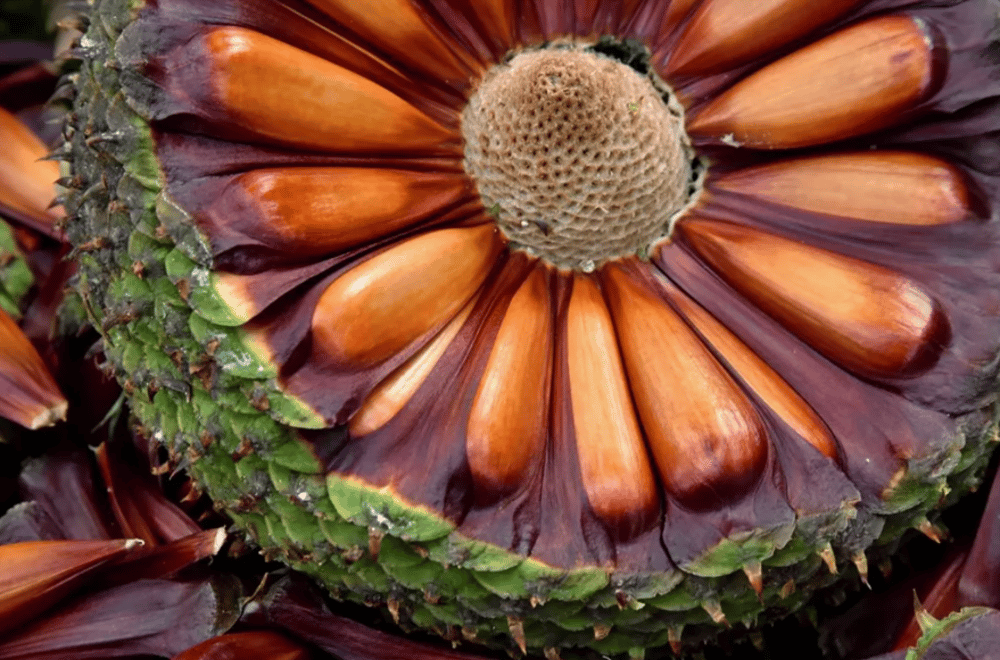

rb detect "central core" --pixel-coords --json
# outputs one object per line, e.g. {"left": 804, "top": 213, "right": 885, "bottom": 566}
{"left": 462, "top": 45, "right": 693, "bottom": 271}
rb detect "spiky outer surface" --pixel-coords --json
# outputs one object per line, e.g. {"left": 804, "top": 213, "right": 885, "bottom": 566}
{"left": 63, "top": 1, "right": 999, "bottom": 657}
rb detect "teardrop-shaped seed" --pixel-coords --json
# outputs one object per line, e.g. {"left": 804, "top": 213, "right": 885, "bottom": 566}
{"left": 603, "top": 265, "right": 767, "bottom": 507}
{"left": 669, "top": 0, "right": 863, "bottom": 75}
{"left": 712, "top": 152, "right": 971, "bottom": 225}
{"left": 566, "top": 276, "right": 658, "bottom": 536}
{"left": 681, "top": 218, "right": 944, "bottom": 378}
{"left": 197, "top": 27, "right": 455, "bottom": 153}
{"left": 0, "top": 309, "right": 67, "bottom": 430}
{"left": 467, "top": 266, "right": 551, "bottom": 497}
{"left": 661, "top": 276, "right": 837, "bottom": 458}
{"left": 0, "top": 107, "right": 61, "bottom": 229}
{"left": 207, "top": 168, "right": 472, "bottom": 257}
{"left": 350, "top": 296, "right": 476, "bottom": 436}
{"left": 687, "top": 16, "right": 935, "bottom": 149}
{"left": 304, "top": 0, "right": 481, "bottom": 82}
{"left": 312, "top": 224, "right": 501, "bottom": 367}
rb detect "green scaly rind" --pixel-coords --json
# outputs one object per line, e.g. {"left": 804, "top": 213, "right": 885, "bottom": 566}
{"left": 64, "top": 1, "right": 999, "bottom": 657}
{"left": 907, "top": 607, "right": 996, "bottom": 660}
{"left": 0, "top": 219, "right": 33, "bottom": 318}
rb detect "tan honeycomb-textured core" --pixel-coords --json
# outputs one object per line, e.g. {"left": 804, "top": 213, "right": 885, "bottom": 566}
{"left": 462, "top": 46, "right": 693, "bottom": 270}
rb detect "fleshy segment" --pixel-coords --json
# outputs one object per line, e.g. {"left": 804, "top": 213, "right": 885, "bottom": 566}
{"left": 303, "top": 0, "right": 483, "bottom": 85}
{"left": 0, "top": 539, "right": 142, "bottom": 638}
{"left": 602, "top": 264, "right": 769, "bottom": 508}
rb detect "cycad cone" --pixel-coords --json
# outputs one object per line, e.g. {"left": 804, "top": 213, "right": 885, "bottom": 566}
{"left": 62, "top": 0, "right": 999, "bottom": 657}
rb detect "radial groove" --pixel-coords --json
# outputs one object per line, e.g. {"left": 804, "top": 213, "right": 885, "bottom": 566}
{"left": 424, "top": 0, "right": 518, "bottom": 63}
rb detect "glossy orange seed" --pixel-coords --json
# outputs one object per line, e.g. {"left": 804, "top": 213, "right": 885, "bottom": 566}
{"left": 312, "top": 225, "right": 501, "bottom": 367}
{"left": 687, "top": 15, "right": 934, "bottom": 149}
{"left": 467, "top": 266, "right": 551, "bottom": 496}
{"left": 681, "top": 218, "right": 942, "bottom": 378}
{"left": 566, "top": 275, "right": 658, "bottom": 536}
{"left": 712, "top": 152, "right": 971, "bottom": 225}
{"left": 215, "top": 168, "right": 471, "bottom": 257}
{"left": 202, "top": 27, "right": 455, "bottom": 153}
{"left": 305, "top": 0, "right": 481, "bottom": 81}
{"left": 661, "top": 276, "right": 838, "bottom": 459}
{"left": 669, "top": 0, "right": 863, "bottom": 75}
{"left": 603, "top": 264, "right": 768, "bottom": 506}
{"left": 349, "top": 296, "right": 476, "bottom": 437}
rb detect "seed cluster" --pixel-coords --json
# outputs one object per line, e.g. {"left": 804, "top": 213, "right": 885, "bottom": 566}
{"left": 462, "top": 47, "right": 693, "bottom": 270}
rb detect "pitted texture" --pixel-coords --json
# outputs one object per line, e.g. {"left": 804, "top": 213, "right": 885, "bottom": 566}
{"left": 462, "top": 47, "right": 692, "bottom": 270}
